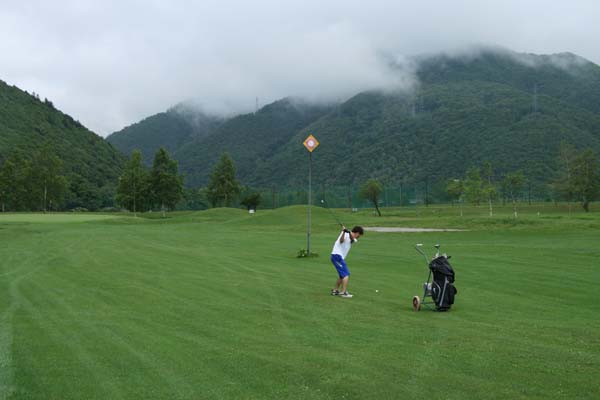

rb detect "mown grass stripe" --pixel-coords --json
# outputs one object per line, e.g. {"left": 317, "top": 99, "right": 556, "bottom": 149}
{"left": 1, "top": 207, "right": 599, "bottom": 399}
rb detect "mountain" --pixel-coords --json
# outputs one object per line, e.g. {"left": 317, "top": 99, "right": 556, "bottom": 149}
{"left": 416, "top": 50, "right": 600, "bottom": 114}
{"left": 105, "top": 49, "right": 600, "bottom": 200}
{"left": 174, "top": 98, "right": 333, "bottom": 187}
{"left": 0, "top": 79, "right": 124, "bottom": 208}
{"left": 259, "top": 51, "right": 600, "bottom": 194}
{"left": 106, "top": 103, "right": 224, "bottom": 165}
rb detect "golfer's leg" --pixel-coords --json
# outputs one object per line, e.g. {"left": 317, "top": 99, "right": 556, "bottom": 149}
{"left": 341, "top": 276, "right": 349, "bottom": 293}
{"left": 333, "top": 277, "right": 342, "bottom": 291}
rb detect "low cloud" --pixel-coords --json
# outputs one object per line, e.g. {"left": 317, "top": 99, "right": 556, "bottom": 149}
{"left": 1, "top": 0, "right": 599, "bottom": 136}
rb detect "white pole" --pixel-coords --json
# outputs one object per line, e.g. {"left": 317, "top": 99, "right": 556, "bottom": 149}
{"left": 307, "top": 151, "right": 312, "bottom": 254}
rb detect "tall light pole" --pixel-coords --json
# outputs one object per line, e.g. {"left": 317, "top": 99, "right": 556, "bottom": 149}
{"left": 303, "top": 134, "right": 319, "bottom": 254}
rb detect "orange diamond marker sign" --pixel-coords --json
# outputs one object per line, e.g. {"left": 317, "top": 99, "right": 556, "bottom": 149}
{"left": 303, "top": 134, "right": 319, "bottom": 152}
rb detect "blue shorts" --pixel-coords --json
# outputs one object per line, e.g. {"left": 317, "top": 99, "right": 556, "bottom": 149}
{"left": 331, "top": 254, "right": 350, "bottom": 278}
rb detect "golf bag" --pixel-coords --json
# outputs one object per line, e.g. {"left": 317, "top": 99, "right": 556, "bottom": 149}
{"left": 429, "top": 256, "right": 457, "bottom": 311}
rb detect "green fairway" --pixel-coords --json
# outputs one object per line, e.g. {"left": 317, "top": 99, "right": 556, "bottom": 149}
{"left": 1, "top": 205, "right": 599, "bottom": 399}
{"left": 0, "top": 213, "right": 121, "bottom": 223}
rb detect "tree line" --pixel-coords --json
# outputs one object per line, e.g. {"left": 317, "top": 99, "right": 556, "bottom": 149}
{"left": 1, "top": 143, "right": 598, "bottom": 214}
{"left": 0, "top": 143, "right": 259, "bottom": 214}
{"left": 116, "top": 149, "right": 262, "bottom": 215}
{"left": 0, "top": 145, "right": 67, "bottom": 212}
{"left": 444, "top": 143, "right": 599, "bottom": 215}
{"left": 338, "top": 143, "right": 600, "bottom": 217}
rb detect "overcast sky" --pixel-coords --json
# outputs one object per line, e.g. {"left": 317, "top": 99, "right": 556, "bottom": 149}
{"left": 1, "top": 0, "right": 599, "bottom": 137}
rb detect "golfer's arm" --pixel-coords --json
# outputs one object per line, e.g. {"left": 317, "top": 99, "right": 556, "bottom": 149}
{"left": 339, "top": 231, "right": 346, "bottom": 243}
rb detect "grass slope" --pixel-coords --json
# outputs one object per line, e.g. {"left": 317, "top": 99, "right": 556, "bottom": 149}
{"left": 1, "top": 206, "right": 599, "bottom": 399}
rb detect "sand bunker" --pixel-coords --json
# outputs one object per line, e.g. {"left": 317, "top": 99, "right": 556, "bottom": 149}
{"left": 364, "top": 227, "right": 464, "bottom": 233}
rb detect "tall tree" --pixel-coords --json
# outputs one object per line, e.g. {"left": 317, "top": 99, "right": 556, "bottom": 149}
{"left": 149, "top": 148, "right": 183, "bottom": 216}
{"left": 29, "top": 146, "right": 67, "bottom": 212}
{"left": 572, "top": 148, "right": 599, "bottom": 212}
{"left": 552, "top": 142, "right": 577, "bottom": 215}
{"left": 1, "top": 155, "right": 32, "bottom": 211}
{"left": 359, "top": 179, "right": 383, "bottom": 216}
{"left": 464, "top": 167, "right": 483, "bottom": 205}
{"left": 482, "top": 161, "right": 497, "bottom": 217}
{"left": 502, "top": 171, "right": 526, "bottom": 218}
{"left": 240, "top": 192, "right": 262, "bottom": 211}
{"left": 206, "top": 152, "right": 241, "bottom": 207}
{"left": 116, "top": 150, "right": 149, "bottom": 216}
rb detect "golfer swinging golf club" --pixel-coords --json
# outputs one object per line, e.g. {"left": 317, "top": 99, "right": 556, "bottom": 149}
{"left": 330, "top": 225, "right": 364, "bottom": 298}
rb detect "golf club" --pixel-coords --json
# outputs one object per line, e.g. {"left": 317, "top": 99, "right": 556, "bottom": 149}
{"left": 320, "top": 199, "right": 344, "bottom": 227}
{"left": 415, "top": 243, "right": 429, "bottom": 264}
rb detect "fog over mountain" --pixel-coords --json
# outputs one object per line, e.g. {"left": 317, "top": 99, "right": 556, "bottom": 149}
{"left": 1, "top": 0, "right": 599, "bottom": 136}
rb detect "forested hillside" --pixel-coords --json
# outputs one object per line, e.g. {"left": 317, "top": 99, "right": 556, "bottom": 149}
{"left": 262, "top": 78, "right": 600, "bottom": 193}
{"left": 0, "top": 79, "right": 124, "bottom": 209}
{"left": 4, "top": 49, "right": 598, "bottom": 211}
{"left": 107, "top": 49, "right": 600, "bottom": 200}
{"left": 416, "top": 51, "right": 600, "bottom": 114}
{"left": 174, "top": 98, "right": 333, "bottom": 187}
{"left": 106, "top": 104, "right": 224, "bottom": 165}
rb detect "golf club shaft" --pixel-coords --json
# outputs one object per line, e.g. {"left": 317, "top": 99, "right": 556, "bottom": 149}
{"left": 326, "top": 206, "right": 343, "bottom": 227}
{"left": 321, "top": 200, "right": 344, "bottom": 227}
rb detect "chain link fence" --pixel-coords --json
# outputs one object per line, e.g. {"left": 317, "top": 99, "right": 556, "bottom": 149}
{"left": 255, "top": 184, "right": 426, "bottom": 209}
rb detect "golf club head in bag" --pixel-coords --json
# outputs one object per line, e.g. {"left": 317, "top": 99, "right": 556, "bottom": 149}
{"left": 429, "top": 255, "right": 457, "bottom": 311}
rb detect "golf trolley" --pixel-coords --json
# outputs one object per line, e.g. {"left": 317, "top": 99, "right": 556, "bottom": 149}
{"left": 412, "top": 243, "right": 457, "bottom": 312}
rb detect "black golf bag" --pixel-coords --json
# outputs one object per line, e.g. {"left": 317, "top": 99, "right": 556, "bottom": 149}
{"left": 429, "top": 256, "right": 457, "bottom": 311}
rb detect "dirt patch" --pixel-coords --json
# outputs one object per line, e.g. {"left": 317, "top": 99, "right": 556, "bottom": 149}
{"left": 364, "top": 227, "right": 465, "bottom": 233}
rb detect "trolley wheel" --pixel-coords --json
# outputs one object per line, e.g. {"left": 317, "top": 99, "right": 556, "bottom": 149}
{"left": 412, "top": 295, "right": 421, "bottom": 311}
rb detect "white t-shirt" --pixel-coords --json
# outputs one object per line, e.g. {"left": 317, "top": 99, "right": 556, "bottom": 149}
{"left": 331, "top": 231, "right": 357, "bottom": 259}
